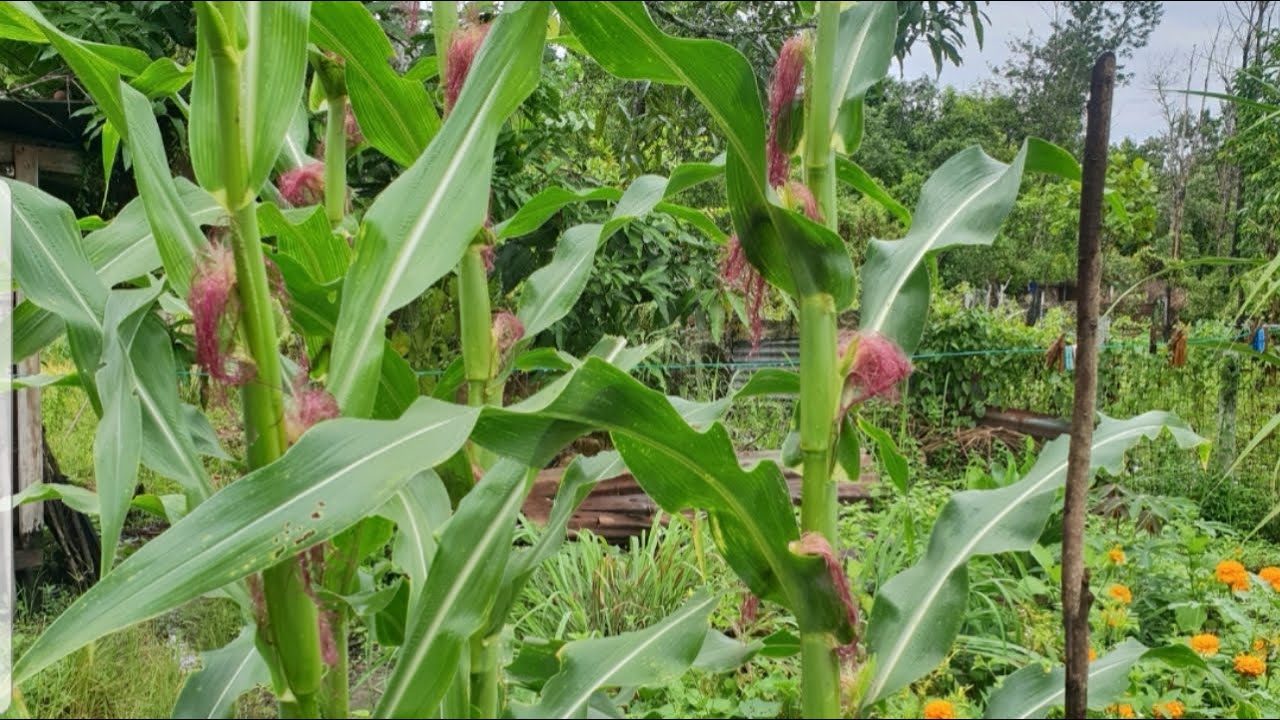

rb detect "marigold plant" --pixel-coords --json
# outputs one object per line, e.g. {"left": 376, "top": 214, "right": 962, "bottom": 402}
{"left": 1108, "top": 545, "right": 1126, "bottom": 564}
{"left": 1234, "top": 653, "right": 1266, "bottom": 677}
{"left": 1215, "top": 559, "right": 1250, "bottom": 591}
{"left": 1152, "top": 700, "right": 1185, "bottom": 719}
{"left": 1106, "top": 702, "right": 1136, "bottom": 718}
{"left": 923, "top": 699, "right": 957, "bottom": 719}
{"left": 1108, "top": 584, "right": 1133, "bottom": 605}
{"left": 1190, "top": 633, "right": 1220, "bottom": 656}
{"left": 1259, "top": 566, "right": 1280, "bottom": 591}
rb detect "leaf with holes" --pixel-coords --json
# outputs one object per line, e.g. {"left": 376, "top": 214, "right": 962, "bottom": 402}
{"left": 13, "top": 397, "right": 479, "bottom": 685}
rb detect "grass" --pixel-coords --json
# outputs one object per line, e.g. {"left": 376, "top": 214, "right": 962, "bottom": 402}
{"left": 11, "top": 584, "right": 248, "bottom": 719}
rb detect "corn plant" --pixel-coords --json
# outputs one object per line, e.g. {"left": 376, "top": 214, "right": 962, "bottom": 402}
{"left": 3, "top": 1, "right": 1215, "bottom": 719}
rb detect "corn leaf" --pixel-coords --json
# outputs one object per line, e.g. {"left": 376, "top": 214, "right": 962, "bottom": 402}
{"left": 526, "top": 591, "right": 719, "bottom": 719}
{"left": 557, "top": 1, "right": 854, "bottom": 307}
{"left": 310, "top": 1, "right": 441, "bottom": 167}
{"left": 470, "top": 357, "right": 853, "bottom": 640}
{"left": 13, "top": 396, "right": 480, "bottom": 685}
{"left": 375, "top": 459, "right": 531, "bottom": 718}
{"left": 860, "top": 412, "right": 1209, "bottom": 709}
{"left": 327, "top": 1, "right": 548, "bottom": 417}
{"left": 172, "top": 625, "right": 270, "bottom": 720}
{"left": 191, "top": 1, "right": 311, "bottom": 205}
{"left": 829, "top": 1, "right": 897, "bottom": 155}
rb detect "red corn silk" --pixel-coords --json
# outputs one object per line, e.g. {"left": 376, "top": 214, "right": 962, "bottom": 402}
{"left": 767, "top": 33, "right": 809, "bottom": 187}
{"left": 445, "top": 22, "right": 492, "bottom": 114}
{"left": 189, "top": 241, "right": 256, "bottom": 386}
{"left": 278, "top": 161, "right": 325, "bottom": 208}
{"left": 721, "top": 234, "right": 768, "bottom": 354}
{"left": 838, "top": 330, "right": 913, "bottom": 413}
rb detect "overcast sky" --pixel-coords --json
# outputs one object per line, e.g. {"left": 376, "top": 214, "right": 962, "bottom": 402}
{"left": 895, "top": 1, "right": 1251, "bottom": 143}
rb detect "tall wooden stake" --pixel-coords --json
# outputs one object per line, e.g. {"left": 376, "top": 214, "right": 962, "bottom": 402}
{"left": 1062, "top": 51, "right": 1114, "bottom": 720}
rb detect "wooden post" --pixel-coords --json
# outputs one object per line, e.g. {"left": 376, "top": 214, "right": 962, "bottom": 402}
{"left": 1062, "top": 52, "right": 1114, "bottom": 719}
{"left": 11, "top": 143, "right": 43, "bottom": 540}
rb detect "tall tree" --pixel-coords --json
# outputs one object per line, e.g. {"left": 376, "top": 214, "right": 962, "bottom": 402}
{"left": 999, "top": 1, "right": 1163, "bottom": 150}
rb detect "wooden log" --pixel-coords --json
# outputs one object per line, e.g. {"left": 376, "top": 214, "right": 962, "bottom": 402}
{"left": 521, "top": 450, "right": 877, "bottom": 542}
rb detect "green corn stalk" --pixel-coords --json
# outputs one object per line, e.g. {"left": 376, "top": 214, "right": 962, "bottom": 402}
{"left": 798, "top": 3, "right": 843, "bottom": 716}
{"left": 198, "top": 2, "right": 322, "bottom": 717}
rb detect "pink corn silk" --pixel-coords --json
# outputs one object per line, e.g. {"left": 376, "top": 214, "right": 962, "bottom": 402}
{"left": 189, "top": 243, "right": 256, "bottom": 385}
{"left": 794, "top": 532, "right": 861, "bottom": 660}
{"left": 839, "top": 330, "right": 913, "bottom": 410}
{"left": 784, "top": 180, "right": 822, "bottom": 222}
{"left": 278, "top": 162, "right": 325, "bottom": 207}
{"left": 492, "top": 311, "right": 525, "bottom": 358}
{"left": 285, "top": 386, "right": 341, "bottom": 445}
{"left": 767, "top": 34, "right": 808, "bottom": 187}
{"left": 445, "top": 23, "right": 492, "bottom": 113}
{"left": 721, "top": 235, "right": 768, "bottom": 353}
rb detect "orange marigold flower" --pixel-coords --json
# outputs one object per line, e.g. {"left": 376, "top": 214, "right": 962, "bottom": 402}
{"left": 923, "top": 699, "right": 956, "bottom": 719}
{"left": 1235, "top": 653, "right": 1266, "bottom": 677}
{"left": 1108, "top": 584, "right": 1133, "bottom": 605}
{"left": 1108, "top": 545, "right": 1126, "bottom": 564}
{"left": 1216, "top": 559, "right": 1249, "bottom": 590}
{"left": 1106, "top": 703, "right": 1136, "bottom": 718}
{"left": 1189, "top": 633, "right": 1220, "bottom": 656}
{"left": 1254, "top": 638, "right": 1268, "bottom": 654}
{"left": 1259, "top": 566, "right": 1280, "bottom": 591}
{"left": 1153, "top": 700, "right": 1185, "bottom": 719}
{"left": 1089, "top": 647, "right": 1098, "bottom": 662}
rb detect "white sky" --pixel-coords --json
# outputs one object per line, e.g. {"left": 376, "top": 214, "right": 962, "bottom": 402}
{"left": 895, "top": 1, "right": 1252, "bottom": 142}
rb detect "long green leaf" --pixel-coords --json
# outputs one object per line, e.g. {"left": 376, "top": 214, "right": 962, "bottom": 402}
{"left": 310, "top": 1, "right": 441, "bottom": 167}
{"left": 494, "top": 157, "right": 725, "bottom": 240}
{"left": 470, "top": 358, "right": 852, "bottom": 640}
{"left": 829, "top": 0, "right": 896, "bottom": 154}
{"left": 982, "top": 639, "right": 1193, "bottom": 719}
{"left": 131, "top": 316, "right": 215, "bottom": 503}
{"left": 6, "top": 179, "right": 107, "bottom": 332}
{"left": 859, "top": 142, "right": 1030, "bottom": 353}
{"left": 529, "top": 591, "right": 718, "bottom": 718}
{"left": 95, "top": 285, "right": 163, "bottom": 574}
{"left": 119, "top": 82, "right": 208, "bottom": 293}
{"left": 172, "top": 624, "right": 270, "bottom": 720}
{"left": 836, "top": 156, "right": 910, "bottom": 225}
{"left": 484, "top": 451, "right": 626, "bottom": 636}
{"left": 375, "top": 459, "right": 530, "bottom": 718}
{"left": 860, "top": 412, "right": 1208, "bottom": 709}
{"left": 327, "top": 1, "right": 548, "bottom": 417}
{"left": 377, "top": 470, "right": 453, "bottom": 607}
{"left": 13, "top": 396, "right": 480, "bottom": 684}
{"left": 6, "top": 177, "right": 107, "bottom": 409}
{"left": 191, "top": 2, "right": 310, "bottom": 204}
{"left": 557, "top": 1, "right": 854, "bottom": 307}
